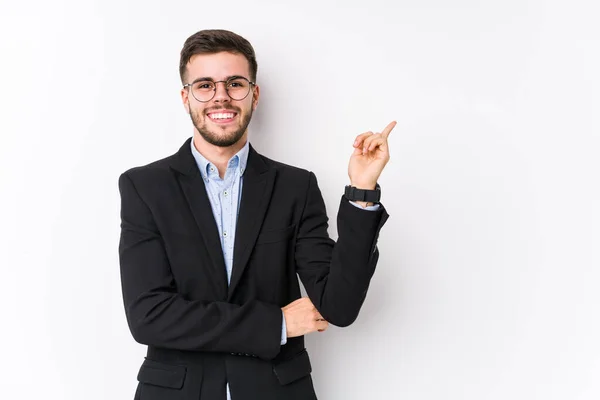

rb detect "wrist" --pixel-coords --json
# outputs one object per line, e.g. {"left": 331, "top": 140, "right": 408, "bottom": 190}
{"left": 344, "top": 183, "right": 381, "bottom": 205}
{"left": 349, "top": 181, "right": 377, "bottom": 190}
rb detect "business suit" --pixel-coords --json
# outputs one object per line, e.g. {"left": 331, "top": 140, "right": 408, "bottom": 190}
{"left": 118, "top": 137, "right": 389, "bottom": 399}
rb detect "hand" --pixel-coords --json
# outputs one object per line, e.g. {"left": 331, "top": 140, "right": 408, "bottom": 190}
{"left": 282, "top": 297, "right": 329, "bottom": 337}
{"left": 348, "top": 121, "right": 397, "bottom": 191}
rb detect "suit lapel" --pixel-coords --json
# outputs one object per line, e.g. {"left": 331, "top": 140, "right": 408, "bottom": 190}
{"left": 170, "top": 138, "right": 228, "bottom": 297}
{"left": 228, "top": 145, "right": 275, "bottom": 300}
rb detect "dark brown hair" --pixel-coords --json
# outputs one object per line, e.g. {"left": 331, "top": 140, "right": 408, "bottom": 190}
{"left": 179, "top": 29, "right": 258, "bottom": 84}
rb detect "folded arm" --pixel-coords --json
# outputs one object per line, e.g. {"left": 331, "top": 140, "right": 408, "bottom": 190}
{"left": 118, "top": 172, "right": 283, "bottom": 360}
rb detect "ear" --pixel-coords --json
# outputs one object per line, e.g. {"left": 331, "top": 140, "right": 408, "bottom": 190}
{"left": 181, "top": 87, "right": 190, "bottom": 114}
{"left": 252, "top": 84, "right": 260, "bottom": 111}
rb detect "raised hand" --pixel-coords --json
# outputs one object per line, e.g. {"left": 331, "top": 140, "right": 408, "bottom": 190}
{"left": 348, "top": 121, "right": 396, "bottom": 190}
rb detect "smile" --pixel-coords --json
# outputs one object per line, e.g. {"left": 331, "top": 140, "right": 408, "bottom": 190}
{"left": 207, "top": 112, "right": 237, "bottom": 122}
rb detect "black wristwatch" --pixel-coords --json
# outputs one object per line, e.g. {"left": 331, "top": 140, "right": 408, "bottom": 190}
{"left": 344, "top": 184, "right": 381, "bottom": 203}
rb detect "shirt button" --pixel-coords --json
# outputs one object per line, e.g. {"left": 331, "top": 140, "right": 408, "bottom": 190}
{"left": 224, "top": 190, "right": 228, "bottom": 196}
{"left": 223, "top": 231, "right": 228, "bottom": 237}
{"left": 209, "top": 166, "right": 215, "bottom": 172}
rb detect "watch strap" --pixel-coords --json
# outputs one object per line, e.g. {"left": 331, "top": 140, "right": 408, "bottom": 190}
{"left": 344, "top": 184, "right": 381, "bottom": 203}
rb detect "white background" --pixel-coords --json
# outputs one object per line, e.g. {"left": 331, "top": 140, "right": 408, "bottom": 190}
{"left": 1, "top": 0, "right": 598, "bottom": 399}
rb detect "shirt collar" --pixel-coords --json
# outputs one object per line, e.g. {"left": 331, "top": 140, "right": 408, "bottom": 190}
{"left": 190, "top": 137, "right": 249, "bottom": 180}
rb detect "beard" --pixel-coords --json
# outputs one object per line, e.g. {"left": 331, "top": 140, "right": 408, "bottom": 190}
{"left": 189, "top": 105, "right": 253, "bottom": 147}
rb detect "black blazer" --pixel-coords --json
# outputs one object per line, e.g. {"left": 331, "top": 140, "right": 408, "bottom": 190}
{"left": 118, "top": 138, "right": 389, "bottom": 400}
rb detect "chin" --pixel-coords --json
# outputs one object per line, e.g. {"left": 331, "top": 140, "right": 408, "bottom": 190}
{"left": 199, "top": 129, "right": 245, "bottom": 148}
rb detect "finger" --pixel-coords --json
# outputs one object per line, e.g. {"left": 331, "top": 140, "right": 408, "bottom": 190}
{"left": 354, "top": 132, "right": 373, "bottom": 149}
{"left": 380, "top": 120, "right": 397, "bottom": 139}
{"left": 298, "top": 297, "right": 314, "bottom": 309}
{"left": 353, "top": 131, "right": 374, "bottom": 148}
{"left": 361, "top": 133, "right": 382, "bottom": 154}
{"left": 316, "top": 320, "right": 329, "bottom": 332}
{"left": 367, "top": 137, "right": 387, "bottom": 153}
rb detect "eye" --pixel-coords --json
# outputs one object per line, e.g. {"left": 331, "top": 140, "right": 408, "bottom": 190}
{"left": 195, "top": 81, "right": 214, "bottom": 90}
{"left": 228, "top": 79, "right": 247, "bottom": 88}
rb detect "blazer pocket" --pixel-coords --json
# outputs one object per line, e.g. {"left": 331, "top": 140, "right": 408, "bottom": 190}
{"left": 272, "top": 349, "right": 312, "bottom": 385}
{"left": 255, "top": 224, "right": 296, "bottom": 245}
{"left": 137, "top": 358, "right": 187, "bottom": 389}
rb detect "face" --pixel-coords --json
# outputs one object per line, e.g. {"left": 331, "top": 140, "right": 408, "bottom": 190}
{"left": 181, "top": 52, "right": 259, "bottom": 148}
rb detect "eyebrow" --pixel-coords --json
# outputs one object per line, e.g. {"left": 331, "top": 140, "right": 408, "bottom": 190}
{"left": 190, "top": 75, "right": 247, "bottom": 84}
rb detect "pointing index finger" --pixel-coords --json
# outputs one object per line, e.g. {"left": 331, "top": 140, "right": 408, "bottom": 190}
{"left": 381, "top": 120, "right": 397, "bottom": 138}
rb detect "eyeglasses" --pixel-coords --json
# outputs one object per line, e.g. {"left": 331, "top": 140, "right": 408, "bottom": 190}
{"left": 183, "top": 76, "right": 256, "bottom": 102}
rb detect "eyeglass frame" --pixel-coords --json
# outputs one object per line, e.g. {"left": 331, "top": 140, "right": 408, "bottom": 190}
{"left": 183, "top": 75, "right": 256, "bottom": 103}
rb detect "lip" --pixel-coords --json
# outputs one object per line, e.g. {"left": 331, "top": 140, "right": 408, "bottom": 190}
{"left": 206, "top": 109, "right": 238, "bottom": 116}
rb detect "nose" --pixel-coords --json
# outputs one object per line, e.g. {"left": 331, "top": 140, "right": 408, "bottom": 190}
{"left": 213, "top": 81, "right": 230, "bottom": 103}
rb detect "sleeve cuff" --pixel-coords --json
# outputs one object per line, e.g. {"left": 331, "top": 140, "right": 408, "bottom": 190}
{"left": 281, "top": 310, "right": 287, "bottom": 345}
{"left": 349, "top": 201, "right": 380, "bottom": 211}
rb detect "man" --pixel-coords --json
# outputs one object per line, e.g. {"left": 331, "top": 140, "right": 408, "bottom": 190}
{"left": 118, "top": 29, "right": 394, "bottom": 400}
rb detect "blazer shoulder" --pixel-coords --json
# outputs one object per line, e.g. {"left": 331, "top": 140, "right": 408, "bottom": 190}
{"left": 258, "top": 153, "right": 314, "bottom": 181}
{"left": 121, "top": 154, "right": 176, "bottom": 179}
{"left": 256, "top": 152, "right": 322, "bottom": 194}
{"left": 119, "top": 153, "right": 177, "bottom": 184}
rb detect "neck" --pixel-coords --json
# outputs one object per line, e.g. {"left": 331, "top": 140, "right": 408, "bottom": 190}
{"left": 192, "top": 131, "right": 247, "bottom": 178}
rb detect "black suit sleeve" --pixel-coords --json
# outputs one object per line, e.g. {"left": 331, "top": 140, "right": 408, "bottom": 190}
{"left": 118, "top": 172, "right": 282, "bottom": 360}
{"left": 295, "top": 172, "right": 389, "bottom": 327}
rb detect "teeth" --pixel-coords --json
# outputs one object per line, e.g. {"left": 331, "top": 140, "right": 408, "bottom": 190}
{"left": 209, "top": 113, "right": 235, "bottom": 120}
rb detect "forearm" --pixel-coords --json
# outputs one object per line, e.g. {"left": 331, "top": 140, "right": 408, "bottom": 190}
{"left": 295, "top": 173, "right": 389, "bottom": 327}
{"left": 123, "top": 292, "right": 282, "bottom": 359}
{"left": 319, "top": 198, "right": 387, "bottom": 325}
